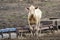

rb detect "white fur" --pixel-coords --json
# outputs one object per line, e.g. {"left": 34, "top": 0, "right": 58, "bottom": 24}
{"left": 27, "top": 5, "right": 42, "bottom": 35}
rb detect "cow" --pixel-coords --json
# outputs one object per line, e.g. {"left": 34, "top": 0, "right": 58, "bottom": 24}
{"left": 26, "top": 5, "right": 42, "bottom": 36}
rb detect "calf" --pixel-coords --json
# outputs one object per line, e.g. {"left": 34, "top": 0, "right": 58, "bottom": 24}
{"left": 26, "top": 5, "right": 42, "bottom": 35}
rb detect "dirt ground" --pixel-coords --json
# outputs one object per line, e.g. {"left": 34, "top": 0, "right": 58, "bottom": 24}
{"left": 1, "top": 30, "right": 60, "bottom": 40}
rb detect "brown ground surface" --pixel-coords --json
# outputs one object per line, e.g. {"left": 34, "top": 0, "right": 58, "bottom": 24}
{"left": 1, "top": 30, "right": 60, "bottom": 40}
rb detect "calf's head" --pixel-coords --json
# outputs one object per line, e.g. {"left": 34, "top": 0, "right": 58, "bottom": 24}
{"left": 26, "top": 5, "right": 39, "bottom": 14}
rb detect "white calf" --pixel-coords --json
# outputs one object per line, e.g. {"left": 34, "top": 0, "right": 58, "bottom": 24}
{"left": 26, "top": 5, "right": 42, "bottom": 35}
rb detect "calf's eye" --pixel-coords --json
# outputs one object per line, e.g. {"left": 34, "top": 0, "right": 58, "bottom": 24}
{"left": 35, "top": 7, "right": 38, "bottom": 9}
{"left": 27, "top": 8, "right": 29, "bottom": 10}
